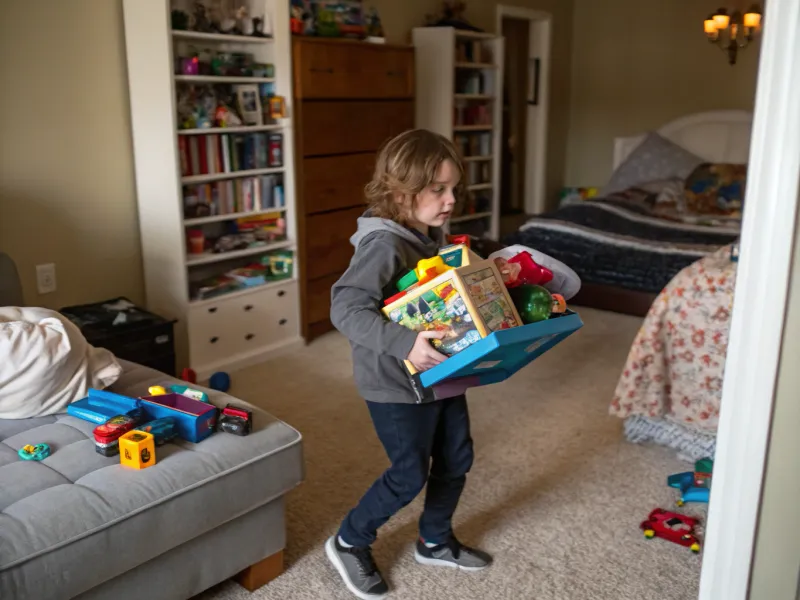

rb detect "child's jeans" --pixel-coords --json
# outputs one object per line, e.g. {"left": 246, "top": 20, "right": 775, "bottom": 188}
{"left": 338, "top": 395, "right": 474, "bottom": 548}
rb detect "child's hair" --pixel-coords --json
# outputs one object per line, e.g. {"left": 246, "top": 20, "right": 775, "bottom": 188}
{"left": 365, "top": 129, "right": 465, "bottom": 223}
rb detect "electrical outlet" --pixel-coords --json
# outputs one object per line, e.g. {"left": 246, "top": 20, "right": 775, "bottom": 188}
{"left": 36, "top": 263, "right": 57, "bottom": 295}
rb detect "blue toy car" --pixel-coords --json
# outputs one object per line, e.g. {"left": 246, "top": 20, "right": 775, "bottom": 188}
{"left": 134, "top": 417, "right": 178, "bottom": 446}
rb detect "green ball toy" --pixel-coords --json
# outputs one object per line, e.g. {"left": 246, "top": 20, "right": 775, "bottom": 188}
{"left": 510, "top": 284, "right": 553, "bottom": 324}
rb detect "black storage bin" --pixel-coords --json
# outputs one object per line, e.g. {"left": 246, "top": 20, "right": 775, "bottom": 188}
{"left": 60, "top": 297, "right": 177, "bottom": 376}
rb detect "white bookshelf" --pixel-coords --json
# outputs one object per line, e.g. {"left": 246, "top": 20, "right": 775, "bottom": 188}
{"left": 122, "top": 0, "right": 301, "bottom": 378}
{"left": 412, "top": 27, "right": 504, "bottom": 240}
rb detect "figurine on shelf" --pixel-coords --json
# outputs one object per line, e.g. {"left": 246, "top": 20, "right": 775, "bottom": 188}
{"left": 252, "top": 16, "right": 267, "bottom": 37}
{"left": 192, "top": 2, "right": 214, "bottom": 32}
{"left": 366, "top": 6, "right": 385, "bottom": 40}
{"left": 425, "top": 1, "right": 483, "bottom": 32}
{"left": 236, "top": 6, "right": 254, "bottom": 35}
{"left": 171, "top": 9, "right": 190, "bottom": 30}
{"left": 215, "top": 102, "right": 242, "bottom": 128}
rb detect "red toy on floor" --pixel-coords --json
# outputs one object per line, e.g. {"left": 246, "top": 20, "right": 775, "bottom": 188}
{"left": 640, "top": 508, "right": 701, "bottom": 553}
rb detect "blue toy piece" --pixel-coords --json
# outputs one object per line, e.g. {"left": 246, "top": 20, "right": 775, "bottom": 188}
{"left": 67, "top": 389, "right": 141, "bottom": 424}
{"left": 667, "top": 472, "right": 711, "bottom": 506}
{"left": 410, "top": 312, "right": 583, "bottom": 402}
{"left": 135, "top": 417, "right": 178, "bottom": 446}
{"left": 209, "top": 371, "right": 231, "bottom": 393}
{"left": 18, "top": 443, "right": 51, "bottom": 461}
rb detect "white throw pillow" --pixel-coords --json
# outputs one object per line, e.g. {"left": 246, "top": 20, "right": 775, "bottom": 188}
{"left": 0, "top": 307, "right": 122, "bottom": 419}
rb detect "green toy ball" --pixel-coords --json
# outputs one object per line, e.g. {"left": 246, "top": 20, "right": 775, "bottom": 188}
{"left": 510, "top": 285, "right": 553, "bottom": 324}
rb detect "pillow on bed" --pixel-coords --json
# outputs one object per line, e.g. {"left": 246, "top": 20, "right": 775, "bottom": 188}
{"left": 0, "top": 307, "right": 122, "bottom": 419}
{"left": 684, "top": 163, "right": 747, "bottom": 218}
{"left": 601, "top": 132, "right": 704, "bottom": 196}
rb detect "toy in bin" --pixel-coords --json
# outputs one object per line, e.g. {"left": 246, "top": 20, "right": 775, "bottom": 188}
{"left": 640, "top": 508, "right": 702, "bottom": 553}
{"left": 668, "top": 458, "right": 713, "bottom": 506}
{"left": 218, "top": 404, "right": 253, "bottom": 436}
{"left": 119, "top": 431, "right": 156, "bottom": 469}
{"left": 94, "top": 414, "right": 142, "bottom": 457}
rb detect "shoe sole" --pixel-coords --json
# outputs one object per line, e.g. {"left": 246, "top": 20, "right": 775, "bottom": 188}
{"left": 414, "top": 549, "right": 490, "bottom": 572}
{"left": 325, "top": 537, "right": 388, "bottom": 600}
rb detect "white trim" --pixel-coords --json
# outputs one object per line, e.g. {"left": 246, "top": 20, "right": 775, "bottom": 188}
{"left": 699, "top": 1, "right": 800, "bottom": 599}
{"left": 496, "top": 6, "right": 552, "bottom": 216}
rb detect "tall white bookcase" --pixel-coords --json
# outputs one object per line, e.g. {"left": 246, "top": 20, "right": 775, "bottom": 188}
{"left": 412, "top": 27, "right": 504, "bottom": 240}
{"left": 122, "top": 0, "right": 301, "bottom": 379}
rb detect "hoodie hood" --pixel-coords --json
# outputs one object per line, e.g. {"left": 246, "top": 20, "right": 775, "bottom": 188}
{"left": 350, "top": 211, "right": 442, "bottom": 251}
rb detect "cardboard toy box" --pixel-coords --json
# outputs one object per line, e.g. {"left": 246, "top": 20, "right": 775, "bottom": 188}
{"left": 383, "top": 255, "right": 524, "bottom": 376}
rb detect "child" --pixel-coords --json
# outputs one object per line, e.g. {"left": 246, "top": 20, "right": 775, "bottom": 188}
{"left": 326, "top": 129, "right": 492, "bottom": 599}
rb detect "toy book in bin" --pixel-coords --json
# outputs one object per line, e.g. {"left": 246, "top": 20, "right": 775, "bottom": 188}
{"left": 140, "top": 393, "right": 218, "bottom": 443}
{"left": 382, "top": 255, "right": 583, "bottom": 401}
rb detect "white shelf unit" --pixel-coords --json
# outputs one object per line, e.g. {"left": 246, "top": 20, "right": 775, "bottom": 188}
{"left": 412, "top": 27, "right": 504, "bottom": 240}
{"left": 123, "top": 0, "right": 301, "bottom": 378}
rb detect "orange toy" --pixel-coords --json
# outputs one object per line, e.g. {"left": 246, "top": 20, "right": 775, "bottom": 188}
{"left": 119, "top": 430, "right": 156, "bottom": 470}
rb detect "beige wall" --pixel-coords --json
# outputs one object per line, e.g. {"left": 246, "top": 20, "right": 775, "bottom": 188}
{"left": 566, "top": 0, "right": 760, "bottom": 186}
{"left": 0, "top": 0, "right": 143, "bottom": 309}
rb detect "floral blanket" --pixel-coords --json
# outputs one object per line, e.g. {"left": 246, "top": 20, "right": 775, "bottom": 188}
{"left": 610, "top": 245, "right": 737, "bottom": 432}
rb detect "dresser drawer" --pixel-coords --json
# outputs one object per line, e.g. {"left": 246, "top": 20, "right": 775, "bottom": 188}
{"left": 188, "top": 282, "right": 299, "bottom": 367}
{"left": 302, "top": 154, "right": 373, "bottom": 214}
{"left": 306, "top": 207, "right": 363, "bottom": 279}
{"left": 300, "top": 101, "right": 414, "bottom": 156}
{"left": 293, "top": 40, "right": 414, "bottom": 100}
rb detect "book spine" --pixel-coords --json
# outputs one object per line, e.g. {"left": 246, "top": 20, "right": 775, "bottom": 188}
{"left": 189, "top": 137, "right": 200, "bottom": 176}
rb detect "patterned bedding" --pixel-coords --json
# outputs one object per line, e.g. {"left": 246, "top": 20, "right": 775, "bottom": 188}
{"left": 503, "top": 197, "right": 740, "bottom": 293}
{"left": 609, "top": 245, "right": 737, "bottom": 434}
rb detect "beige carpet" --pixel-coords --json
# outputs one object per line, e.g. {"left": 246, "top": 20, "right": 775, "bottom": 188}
{"left": 197, "top": 308, "right": 704, "bottom": 600}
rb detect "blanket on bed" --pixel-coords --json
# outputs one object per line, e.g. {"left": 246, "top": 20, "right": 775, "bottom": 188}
{"left": 504, "top": 198, "right": 739, "bottom": 294}
{"left": 609, "top": 245, "right": 736, "bottom": 432}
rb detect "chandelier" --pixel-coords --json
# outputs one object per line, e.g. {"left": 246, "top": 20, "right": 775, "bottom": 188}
{"left": 704, "top": 5, "right": 763, "bottom": 65}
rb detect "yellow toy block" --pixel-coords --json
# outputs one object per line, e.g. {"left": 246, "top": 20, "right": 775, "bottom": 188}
{"left": 383, "top": 258, "right": 523, "bottom": 375}
{"left": 119, "top": 430, "right": 156, "bottom": 469}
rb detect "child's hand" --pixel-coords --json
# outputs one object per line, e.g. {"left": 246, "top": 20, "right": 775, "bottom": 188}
{"left": 408, "top": 331, "right": 448, "bottom": 371}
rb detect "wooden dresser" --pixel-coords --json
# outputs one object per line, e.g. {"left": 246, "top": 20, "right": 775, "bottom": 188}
{"left": 292, "top": 38, "right": 415, "bottom": 341}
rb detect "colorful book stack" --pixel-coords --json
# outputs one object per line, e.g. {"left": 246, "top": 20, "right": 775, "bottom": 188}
{"left": 184, "top": 175, "right": 285, "bottom": 219}
{"left": 178, "top": 132, "right": 283, "bottom": 177}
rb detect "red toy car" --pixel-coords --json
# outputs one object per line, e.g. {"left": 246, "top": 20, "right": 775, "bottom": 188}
{"left": 640, "top": 508, "right": 701, "bottom": 553}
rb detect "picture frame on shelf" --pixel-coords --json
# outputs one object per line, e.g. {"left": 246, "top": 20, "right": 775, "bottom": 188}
{"left": 268, "top": 96, "right": 287, "bottom": 119}
{"left": 235, "top": 84, "right": 263, "bottom": 125}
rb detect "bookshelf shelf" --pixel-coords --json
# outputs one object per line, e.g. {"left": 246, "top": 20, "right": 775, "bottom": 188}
{"left": 123, "top": 0, "right": 301, "bottom": 377}
{"left": 186, "top": 240, "right": 294, "bottom": 267}
{"left": 175, "top": 75, "right": 276, "bottom": 84}
{"left": 182, "top": 167, "right": 284, "bottom": 185}
{"left": 184, "top": 207, "right": 287, "bottom": 226}
{"left": 172, "top": 30, "right": 274, "bottom": 44}
{"left": 178, "top": 124, "right": 285, "bottom": 135}
{"left": 413, "top": 26, "right": 504, "bottom": 240}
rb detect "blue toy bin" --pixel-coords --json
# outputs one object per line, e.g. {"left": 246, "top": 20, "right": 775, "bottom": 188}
{"left": 417, "top": 310, "right": 583, "bottom": 394}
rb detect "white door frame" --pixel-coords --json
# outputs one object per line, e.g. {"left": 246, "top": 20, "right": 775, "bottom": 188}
{"left": 496, "top": 6, "right": 551, "bottom": 215}
{"left": 699, "top": 1, "right": 800, "bottom": 599}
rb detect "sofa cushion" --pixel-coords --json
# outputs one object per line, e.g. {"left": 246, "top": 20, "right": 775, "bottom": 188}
{"left": 0, "top": 307, "right": 121, "bottom": 419}
{"left": 0, "top": 361, "right": 303, "bottom": 600}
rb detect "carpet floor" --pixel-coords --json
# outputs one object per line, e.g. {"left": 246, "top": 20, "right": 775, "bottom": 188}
{"left": 197, "top": 308, "right": 704, "bottom": 600}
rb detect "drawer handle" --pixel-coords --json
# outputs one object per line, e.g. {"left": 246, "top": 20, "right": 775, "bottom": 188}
{"left": 244, "top": 304, "right": 254, "bottom": 311}
{"left": 277, "top": 290, "right": 286, "bottom": 297}
{"left": 279, "top": 318, "right": 288, "bottom": 326}
{"left": 210, "top": 336, "right": 219, "bottom": 344}
{"left": 245, "top": 333, "right": 255, "bottom": 341}
{"left": 310, "top": 67, "right": 334, "bottom": 74}
{"left": 208, "top": 307, "right": 217, "bottom": 313}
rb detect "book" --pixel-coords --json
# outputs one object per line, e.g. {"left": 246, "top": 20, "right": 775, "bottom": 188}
{"left": 178, "top": 137, "right": 190, "bottom": 176}
{"left": 198, "top": 135, "right": 208, "bottom": 175}
{"left": 189, "top": 137, "right": 200, "bottom": 176}
{"left": 255, "top": 133, "right": 268, "bottom": 169}
{"left": 220, "top": 135, "right": 231, "bottom": 173}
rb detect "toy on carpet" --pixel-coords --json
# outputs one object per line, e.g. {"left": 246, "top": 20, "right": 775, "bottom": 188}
{"left": 640, "top": 508, "right": 701, "bottom": 553}
{"left": 94, "top": 414, "right": 142, "bottom": 457}
{"left": 209, "top": 371, "right": 231, "bottom": 392}
{"left": 218, "top": 404, "right": 253, "bottom": 436}
{"left": 119, "top": 431, "right": 156, "bottom": 469}
{"left": 668, "top": 458, "right": 713, "bottom": 506}
{"left": 18, "top": 443, "right": 51, "bottom": 461}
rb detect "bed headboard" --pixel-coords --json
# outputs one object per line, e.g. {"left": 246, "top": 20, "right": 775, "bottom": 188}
{"left": 613, "top": 110, "right": 753, "bottom": 171}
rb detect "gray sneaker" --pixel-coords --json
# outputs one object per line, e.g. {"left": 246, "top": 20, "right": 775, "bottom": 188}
{"left": 414, "top": 536, "right": 492, "bottom": 572}
{"left": 325, "top": 536, "right": 389, "bottom": 599}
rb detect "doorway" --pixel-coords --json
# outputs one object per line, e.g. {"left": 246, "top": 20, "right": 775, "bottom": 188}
{"left": 496, "top": 6, "right": 551, "bottom": 234}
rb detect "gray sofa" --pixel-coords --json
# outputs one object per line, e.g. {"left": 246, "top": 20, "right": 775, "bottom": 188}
{"left": 0, "top": 253, "right": 304, "bottom": 599}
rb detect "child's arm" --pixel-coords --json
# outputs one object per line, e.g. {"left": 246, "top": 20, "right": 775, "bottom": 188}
{"left": 330, "top": 237, "right": 418, "bottom": 360}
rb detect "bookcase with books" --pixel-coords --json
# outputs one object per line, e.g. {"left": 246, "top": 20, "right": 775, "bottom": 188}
{"left": 123, "top": 0, "right": 301, "bottom": 378}
{"left": 412, "top": 27, "right": 504, "bottom": 240}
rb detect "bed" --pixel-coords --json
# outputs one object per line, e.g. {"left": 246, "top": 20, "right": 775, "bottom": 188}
{"left": 504, "top": 110, "right": 751, "bottom": 316}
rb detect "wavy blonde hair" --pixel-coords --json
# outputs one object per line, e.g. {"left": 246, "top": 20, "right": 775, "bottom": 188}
{"left": 365, "top": 129, "right": 465, "bottom": 224}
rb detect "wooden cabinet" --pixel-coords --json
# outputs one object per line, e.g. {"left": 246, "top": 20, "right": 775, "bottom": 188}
{"left": 293, "top": 38, "right": 414, "bottom": 341}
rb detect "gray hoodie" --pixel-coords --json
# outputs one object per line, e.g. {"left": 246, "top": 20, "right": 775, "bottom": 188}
{"left": 330, "top": 212, "right": 443, "bottom": 403}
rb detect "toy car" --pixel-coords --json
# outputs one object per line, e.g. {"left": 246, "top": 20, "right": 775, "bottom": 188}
{"left": 668, "top": 458, "right": 713, "bottom": 506}
{"left": 18, "top": 443, "right": 51, "bottom": 461}
{"left": 94, "top": 414, "right": 139, "bottom": 457}
{"left": 135, "top": 417, "right": 178, "bottom": 446}
{"left": 218, "top": 404, "right": 253, "bottom": 436}
{"left": 640, "top": 508, "right": 701, "bottom": 553}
